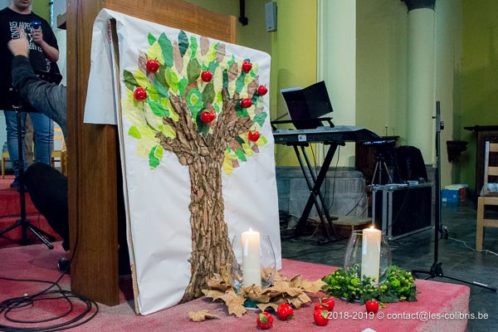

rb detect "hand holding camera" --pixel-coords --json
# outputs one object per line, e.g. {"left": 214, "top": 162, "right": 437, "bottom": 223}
{"left": 30, "top": 20, "right": 44, "bottom": 45}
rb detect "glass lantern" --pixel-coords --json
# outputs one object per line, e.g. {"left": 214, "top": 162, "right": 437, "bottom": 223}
{"left": 344, "top": 229, "right": 392, "bottom": 283}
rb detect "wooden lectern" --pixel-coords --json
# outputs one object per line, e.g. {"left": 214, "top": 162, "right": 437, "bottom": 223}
{"left": 66, "top": 0, "right": 235, "bottom": 305}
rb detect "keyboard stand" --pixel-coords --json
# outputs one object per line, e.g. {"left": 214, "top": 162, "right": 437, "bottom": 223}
{"left": 291, "top": 142, "right": 340, "bottom": 242}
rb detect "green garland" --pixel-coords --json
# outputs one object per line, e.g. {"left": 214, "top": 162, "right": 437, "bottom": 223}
{"left": 322, "top": 265, "right": 417, "bottom": 304}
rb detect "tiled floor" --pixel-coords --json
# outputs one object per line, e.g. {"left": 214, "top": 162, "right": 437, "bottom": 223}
{"left": 280, "top": 202, "right": 498, "bottom": 331}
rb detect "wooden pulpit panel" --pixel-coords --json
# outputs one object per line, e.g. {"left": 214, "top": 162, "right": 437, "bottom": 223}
{"left": 66, "top": 0, "right": 236, "bottom": 306}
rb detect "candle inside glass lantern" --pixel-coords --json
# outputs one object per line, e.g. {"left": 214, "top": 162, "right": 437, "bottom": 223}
{"left": 241, "top": 228, "right": 261, "bottom": 287}
{"left": 361, "top": 226, "right": 381, "bottom": 284}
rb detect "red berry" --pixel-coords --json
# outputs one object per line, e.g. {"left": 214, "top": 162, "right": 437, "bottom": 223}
{"left": 276, "top": 303, "right": 294, "bottom": 321}
{"left": 365, "top": 299, "right": 379, "bottom": 314}
{"left": 133, "top": 87, "right": 147, "bottom": 101}
{"left": 321, "top": 297, "right": 335, "bottom": 311}
{"left": 313, "top": 309, "right": 329, "bottom": 326}
{"left": 200, "top": 110, "right": 216, "bottom": 123}
{"left": 241, "top": 60, "right": 252, "bottom": 73}
{"left": 146, "top": 59, "right": 160, "bottom": 73}
{"left": 201, "top": 70, "right": 213, "bottom": 82}
{"left": 240, "top": 98, "right": 252, "bottom": 108}
{"left": 257, "top": 85, "right": 268, "bottom": 96}
{"left": 248, "top": 130, "right": 260, "bottom": 142}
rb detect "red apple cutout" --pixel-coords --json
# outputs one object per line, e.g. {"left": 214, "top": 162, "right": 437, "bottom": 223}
{"left": 248, "top": 130, "right": 260, "bottom": 142}
{"left": 241, "top": 60, "right": 252, "bottom": 73}
{"left": 200, "top": 110, "right": 216, "bottom": 123}
{"left": 201, "top": 70, "right": 213, "bottom": 82}
{"left": 146, "top": 59, "right": 160, "bottom": 73}
{"left": 240, "top": 98, "right": 252, "bottom": 108}
{"left": 365, "top": 299, "right": 379, "bottom": 314}
{"left": 133, "top": 87, "right": 148, "bottom": 101}
{"left": 257, "top": 85, "right": 268, "bottom": 96}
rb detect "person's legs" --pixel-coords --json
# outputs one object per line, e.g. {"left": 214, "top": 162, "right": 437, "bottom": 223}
{"left": 4, "top": 110, "right": 27, "bottom": 185}
{"left": 24, "top": 162, "right": 68, "bottom": 250}
{"left": 30, "top": 112, "right": 54, "bottom": 165}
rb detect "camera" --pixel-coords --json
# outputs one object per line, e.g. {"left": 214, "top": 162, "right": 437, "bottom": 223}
{"left": 30, "top": 21, "right": 41, "bottom": 29}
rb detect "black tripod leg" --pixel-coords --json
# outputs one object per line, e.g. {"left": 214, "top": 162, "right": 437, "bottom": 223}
{"left": 0, "top": 220, "right": 23, "bottom": 237}
{"left": 25, "top": 224, "right": 54, "bottom": 249}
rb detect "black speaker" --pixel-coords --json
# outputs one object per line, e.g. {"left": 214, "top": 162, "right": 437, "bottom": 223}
{"left": 396, "top": 146, "right": 428, "bottom": 182}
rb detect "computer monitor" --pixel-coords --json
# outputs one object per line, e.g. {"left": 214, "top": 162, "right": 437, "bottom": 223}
{"left": 281, "top": 81, "right": 334, "bottom": 129}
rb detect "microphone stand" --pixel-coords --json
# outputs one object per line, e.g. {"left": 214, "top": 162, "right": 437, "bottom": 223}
{"left": 0, "top": 99, "right": 54, "bottom": 249}
{"left": 412, "top": 101, "right": 496, "bottom": 292}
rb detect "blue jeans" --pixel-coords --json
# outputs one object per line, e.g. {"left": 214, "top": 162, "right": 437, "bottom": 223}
{"left": 4, "top": 110, "right": 53, "bottom": 177}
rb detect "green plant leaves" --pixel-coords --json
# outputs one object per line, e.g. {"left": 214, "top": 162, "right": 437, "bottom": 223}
{"left": 128, "top": 126, "right": 141, "bottom": 139}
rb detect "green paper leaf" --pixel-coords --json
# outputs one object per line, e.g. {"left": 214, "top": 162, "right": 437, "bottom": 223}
{"left": 237, "top": 108, "right": 249, "bottom": 118}
{"left": 178, "top": 77, "right": 188, "bottom": 97}
{"left": 123, "top": 70, "right": 138, "bottom": 91}
{"left": 158, "top": 33, "right": 173, "bottom": 67}
{"left": 165, "top": 67, "right": 179, "bottom": 92}
{"left": 235, "top": 136, "right": 245, "bottom": 145}
{"left": 235, "top": 72, "right": 246, "bottom": 94}
{"left": 148, "top": 99, "right": 168, "bottom": 117}
{"left": 190, "top": 36, "right": 198, "bottom": 57}
{"left": 153, "top": 77, "right": 169, "bottom": 98}
{"left": 202, "top": 82, "right": 215, "bottom": 105}
{"left": 222, "top": 70, "right": 229, "bottom": 90}
{"left": 253, "top": 112, "right": 267, "bottom": 127}
{"left": 147, "top": 33, "right": 157, "bottom": 46}
{"left": 149, "top": 145, "right": 163, "bottom": 169}
{"left": 235, "top": 148, "right": 247, "bottom": 161}
{"left": 128, "top": 126, "right": 141, "bottom": 139}
{"left": 187, "top": 58, "right": 201, "bottom": 83}
{"left": 186, "top": 88, "right": 204, "bottom": 116}
{"left": 208, "top": 60, "right": 218, "bottom": 74}
{"left": 178, "top": 30, "right": 189, "bottom": 57}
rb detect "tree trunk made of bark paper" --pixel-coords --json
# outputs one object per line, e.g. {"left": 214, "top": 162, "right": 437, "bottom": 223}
{"left": 123, "top": 31, "right": 270, "bottom": 301}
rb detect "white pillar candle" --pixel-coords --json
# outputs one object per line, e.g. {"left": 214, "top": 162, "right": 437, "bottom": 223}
{"left": 241, "top": 228, "right": 261, "bottom": 287}
{"left": 361, "top": 226, "right": 382, "bottom": 284}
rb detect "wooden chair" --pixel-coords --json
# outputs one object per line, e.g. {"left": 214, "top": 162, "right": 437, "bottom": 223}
{"left": 1, "top": 150, "right": 8, "bottom": 178}
{"left": 51, "top": 126, "right": 67, "bottom": 175}
{"left": 476, "top": 141, "right": 498, "bottom": 251}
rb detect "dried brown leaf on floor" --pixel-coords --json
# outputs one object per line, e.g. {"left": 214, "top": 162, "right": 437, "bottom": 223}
{"left": 300, "top": 279, "right": 327, "bottom": 293}
{"left": 188, "top": 310, "right": 221, "bottom": 322}
{"left": 257, "top": 302, "right": 279, "bottom": 312}
{"left": 202, "top": 289, "right": 225, "bottom": 301}
{"left": 222, "top": 290, "right": 247, "bottom": 317}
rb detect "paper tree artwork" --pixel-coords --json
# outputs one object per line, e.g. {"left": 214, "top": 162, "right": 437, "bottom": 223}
{"left": 123, "top": 30, "right": 271, "bottom": 301}
{"left": 84, "top": 9, "right": 280, "bottom": 315}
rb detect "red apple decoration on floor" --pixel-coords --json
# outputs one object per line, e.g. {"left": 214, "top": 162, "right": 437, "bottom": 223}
{"left": 257, "top": 85, "right": 268, "bottom": 96}
{"left": 320, "top": 297, "right": 335, "bottom": 311}
{"left": 200, "top": 110, "right": 216, "bottom": 123}
{"left": 201, "top": 70, "right": 213, "bottom": 82}
{"left": 313, "top": 309, "right": 329, "bottom": 326}
{"left": 248, "top": 130, "right": 260, "bottom": 142}
{"left": 240, "top": 98, "right": 252, "bottom": 108}
{"left": 241, "top": 60, "right": 252, "bottom": 73}
{"left": 133, "top": 87, "right": 148, "bottom": 101}
{"left": 365, "top": 299, "right": 379, "bottom": 314}
{"left": 146, "top": 59, "right": 160, "bottom": 73}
